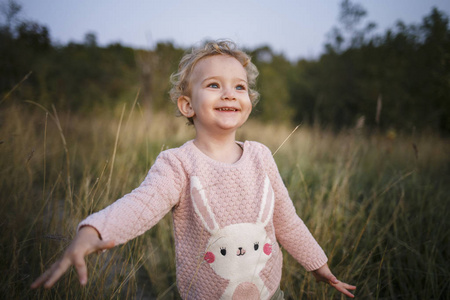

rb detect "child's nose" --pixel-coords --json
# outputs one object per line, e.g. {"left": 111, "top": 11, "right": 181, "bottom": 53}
{"left": 221, "top": 87, "right": 236, "bottom": 100}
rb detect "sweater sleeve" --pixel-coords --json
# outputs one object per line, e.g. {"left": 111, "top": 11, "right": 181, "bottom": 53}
{"left": 78, "top": 150, "right": 186, "bottom": 245}
{"left": 260, "top": 144, "right": 327, "bottom": 271}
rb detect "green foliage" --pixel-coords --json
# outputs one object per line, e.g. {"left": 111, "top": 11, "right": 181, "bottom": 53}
{"left": 251, "top": 46, "right": 295, "bottom": 123}
{"left": 135, "top": 42, "right": 184, "bottom": 112}
{"left": 1, "top": 1, "right": 449, "bottom": 133}
{"left": 299, "top": 6, "right": 450, "bottom": 133}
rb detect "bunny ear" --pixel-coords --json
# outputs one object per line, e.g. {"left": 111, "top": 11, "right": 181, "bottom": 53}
{"left": 191, "top": 176, "right": 219, "bottom": 233}
{"left": 257, "top": 176, "right": 275, "bottom": 227}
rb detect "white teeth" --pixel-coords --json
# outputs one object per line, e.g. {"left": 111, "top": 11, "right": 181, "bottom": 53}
{"left": 217, "top": 108, "right": 237, "bottom": 111}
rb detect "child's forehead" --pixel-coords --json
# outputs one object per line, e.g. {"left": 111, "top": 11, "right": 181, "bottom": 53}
{"left": 191, "top": 55, "right": 247, "bottom": 79}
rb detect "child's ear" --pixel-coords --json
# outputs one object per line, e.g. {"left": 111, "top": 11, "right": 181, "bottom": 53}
{"left": 178, "top": 95, "right": 195, "bottom": 118}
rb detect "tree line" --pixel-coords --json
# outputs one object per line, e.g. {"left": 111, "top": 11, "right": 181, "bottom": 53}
{"left": 1, "top": 0, "right": 449, "bottom": 134}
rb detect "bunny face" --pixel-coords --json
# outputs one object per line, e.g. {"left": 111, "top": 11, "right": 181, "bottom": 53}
{"left": 204, "top": 222, "right": 273, "bottom": 280}
{"left": 191, "top": 175, "right": 275, "bottom": 299}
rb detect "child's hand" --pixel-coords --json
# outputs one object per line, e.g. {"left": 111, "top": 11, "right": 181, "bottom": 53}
{"left": 30, "top": 226, "right": 115, "bottom": 289}
{"left": 312, "top": 263, "right": 356, "bottom": 298}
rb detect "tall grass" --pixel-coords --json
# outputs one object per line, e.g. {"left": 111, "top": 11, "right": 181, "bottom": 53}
{"left": 1, "top": 100, "right": 449, "bottom": 299}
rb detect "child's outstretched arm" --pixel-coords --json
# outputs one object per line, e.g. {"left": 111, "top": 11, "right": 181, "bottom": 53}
{"left": 30, "top": 226, "right": 115, "bottom": 289}
{"left": 312, "top": 263, "right": 356, "bottom": 298}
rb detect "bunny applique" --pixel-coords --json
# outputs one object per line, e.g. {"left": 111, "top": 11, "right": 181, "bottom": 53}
{"left": 191, "top": 175, "right": 275, "bottom": 300}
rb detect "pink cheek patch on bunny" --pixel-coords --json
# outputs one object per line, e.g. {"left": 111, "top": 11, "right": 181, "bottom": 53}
{"left": 263, "top": 243, "right": 272, "bottom": 255}
{"left": 204, "top": 252, "right": 215, "bottom": 264}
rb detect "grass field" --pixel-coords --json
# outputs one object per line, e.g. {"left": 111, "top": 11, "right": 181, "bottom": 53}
{"left": 1, "top": 99, "right": 449, "bottom": 299}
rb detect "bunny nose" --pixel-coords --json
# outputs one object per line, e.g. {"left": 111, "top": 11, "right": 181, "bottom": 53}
{"left": 236, "top": 247, "right": 246, "bottom": 256}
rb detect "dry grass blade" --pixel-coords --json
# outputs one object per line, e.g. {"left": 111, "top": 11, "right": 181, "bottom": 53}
{"left": 0, "top": 71, "right": 32, "bottom": 104}
{"left": 272, "top": 124, "right": 301, "bottom": 156}
{"left": 106, "top": 103, "right": 126, "bottom": 198}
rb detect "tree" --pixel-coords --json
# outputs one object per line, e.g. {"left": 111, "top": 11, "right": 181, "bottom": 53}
{"left": 0, "top": 0, "right": 21, "bottom": 30}
{"left": 251, "top": 46, "right": 294, "bottom": 123}
{"left": 325, "top": 0, "right": 376, "bottom": 53}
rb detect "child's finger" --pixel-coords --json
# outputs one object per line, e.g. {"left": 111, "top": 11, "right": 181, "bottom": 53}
{"left": 43, "top": 258, "right": 72, "bottom": 288}
{"left": 30, "top": 268, "right": 52, "bottom": 289}
{"left": 31, "top": 264, "right": 56, "bottom": 288}
{"left": 73, "top": 256, "right": 88, "bottom": 285}
{"left": 93, "top": 240, "right": 115, "bottom": 254}
{"left": 333, "top": 282, "right": 356, "bottom": 298}
{"left": 98, "top": 240, "right": 115, "bottom": 251}
{"left": 340, "top": 287, "right": 355, "bottom": 298}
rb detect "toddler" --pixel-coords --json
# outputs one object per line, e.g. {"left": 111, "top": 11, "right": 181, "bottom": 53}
{"left": 31, "top": 40, "right": 356, "bottom": 299}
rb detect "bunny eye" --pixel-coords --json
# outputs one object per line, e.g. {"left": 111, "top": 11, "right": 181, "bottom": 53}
{"left": 220, "top": 247, "right": 227, "bottom": 256}
{"left": 254, "top": 242, "right": 259, "bottom": 251}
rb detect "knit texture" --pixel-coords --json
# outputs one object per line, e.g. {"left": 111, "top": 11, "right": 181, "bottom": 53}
{"left": 79, "top": 140, "right": 328, "bottom": 299}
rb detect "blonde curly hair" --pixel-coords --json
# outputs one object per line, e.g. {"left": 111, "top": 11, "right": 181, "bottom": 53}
{"left": 169, "top": 40, "right": 260, "bottom": 124}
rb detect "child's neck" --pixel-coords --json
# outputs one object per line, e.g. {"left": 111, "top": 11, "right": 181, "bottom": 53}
{"left": 193, "top": 132, "right": 243, "bottom": 164}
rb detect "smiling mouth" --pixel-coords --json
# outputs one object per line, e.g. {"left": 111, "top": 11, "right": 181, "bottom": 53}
{"left": 216, "top": 107, "right": 239, "bottom": 112}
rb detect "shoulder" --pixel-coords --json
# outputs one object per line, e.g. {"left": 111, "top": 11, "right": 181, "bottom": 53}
{"left": 150, "top": 143, "right": 189, "bottom": 174}
{"left": 244, "top": 140, "right": 273, "bottom": 159}
{"left": 154, "top": 140, "right": 202, "bottom": 175}
{"left": 244, "top": 141, "right": 281, "bottom": 178}
{"left": 244, "top": 140, "right": 271, "bottom": 152}
{"left": 157, "top": 140, "right": 194, "bottom": 161}
{"left": 148, "top": 142, "right": 195, "bottom": 188}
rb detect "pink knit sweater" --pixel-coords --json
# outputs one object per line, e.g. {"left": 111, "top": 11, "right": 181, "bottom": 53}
{"left": 79, "top": 140, "right": 327, "bottom": 299}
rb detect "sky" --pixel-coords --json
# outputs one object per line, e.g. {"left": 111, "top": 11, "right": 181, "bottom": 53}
{"left": 11, "top": 0, "right": 450, "bottom": 61}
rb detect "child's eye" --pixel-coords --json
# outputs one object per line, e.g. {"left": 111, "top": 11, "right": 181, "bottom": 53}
{"left": 207, "top": 83, "right": 219, "bottom": 88}
{"left": 236, "top": 84, "right": 246, "bottom": 91}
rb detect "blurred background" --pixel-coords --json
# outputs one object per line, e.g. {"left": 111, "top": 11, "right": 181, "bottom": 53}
{"left": 1, "top": 1, "right": 450, "bottom": 299}
{"left": 1, "top": 0, "right": 449, "bottom": 133}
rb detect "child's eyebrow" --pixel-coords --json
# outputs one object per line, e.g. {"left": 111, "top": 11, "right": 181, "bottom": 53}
{"left": 201, "top": 76, "right": 248, "bottom": 84}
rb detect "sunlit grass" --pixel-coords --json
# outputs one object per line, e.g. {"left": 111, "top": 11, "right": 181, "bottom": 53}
{"left": 1, "top": 99, "right": 449, "bottom": 299}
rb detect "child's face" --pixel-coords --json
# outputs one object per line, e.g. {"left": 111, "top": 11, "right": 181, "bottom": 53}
{"left": 178, "top": 55, "right": 252, "bottom": 135}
